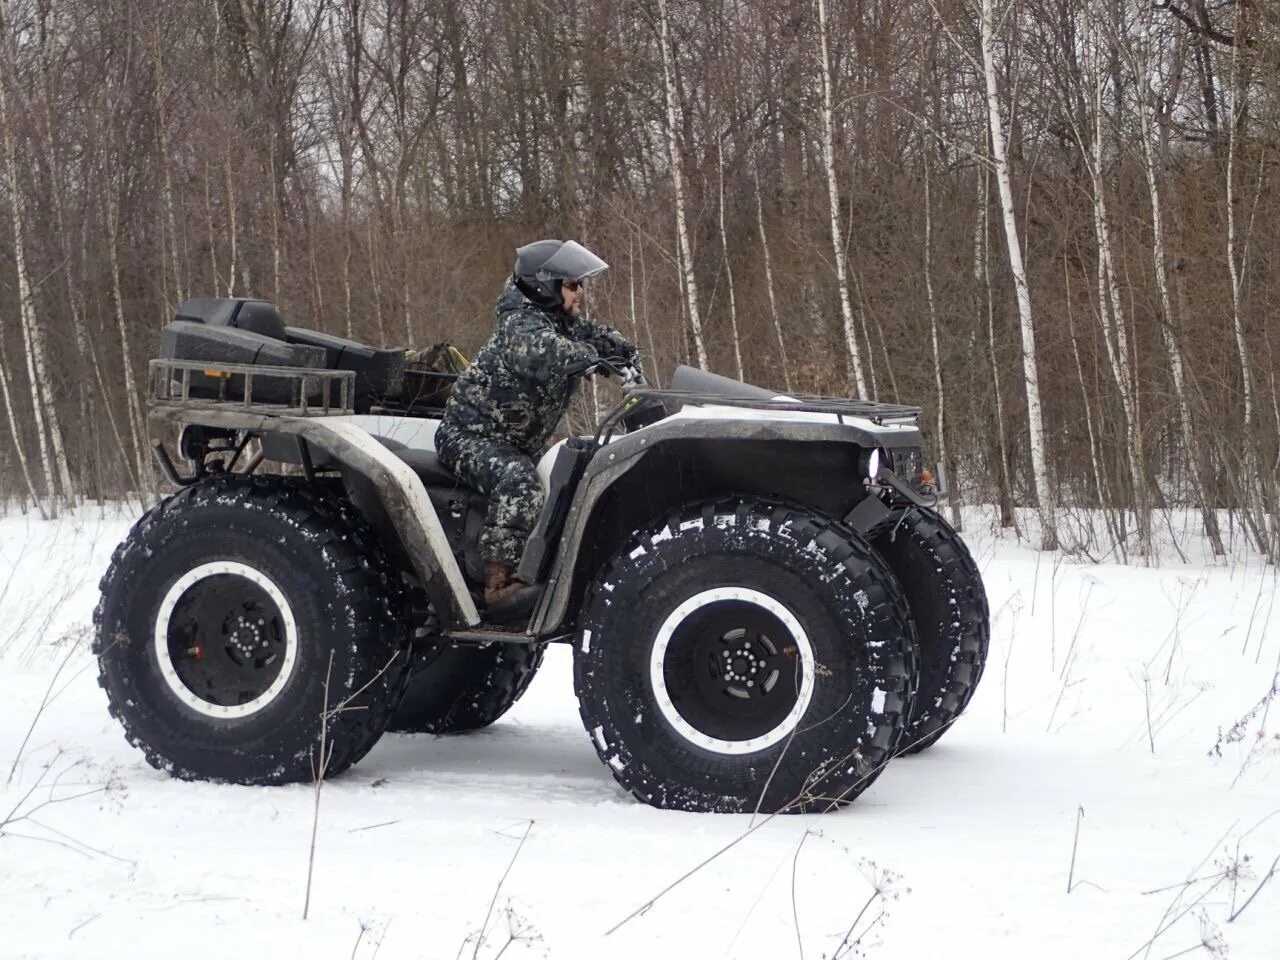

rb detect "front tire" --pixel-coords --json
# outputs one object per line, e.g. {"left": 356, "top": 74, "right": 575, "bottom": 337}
{"left": 574, "top": 499, "right": 917, "bottom": 814}
{"left": 871, "top": 508, "right": 989, "bottom": 752}
{"left": 94, "top": 476, "right": 410, "bottom": 785}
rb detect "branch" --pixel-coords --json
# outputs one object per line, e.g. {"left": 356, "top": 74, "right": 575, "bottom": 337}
{"left": 1228, "top": 854, "right": 1279, "bottom": 922}
{"left": 1155, "top": 2, "right": 1238, "bottom": 47}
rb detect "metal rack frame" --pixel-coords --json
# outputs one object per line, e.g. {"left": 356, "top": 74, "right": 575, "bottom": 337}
{"left": 148, "top": 358, "right": 356, "bottom": 416}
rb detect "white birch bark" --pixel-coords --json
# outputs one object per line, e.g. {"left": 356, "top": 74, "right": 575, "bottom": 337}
{"left": 1082, "top": 24, "right": 1151, "bottom": 559}
{"left": 1224, "top": 10, "right": 1254, "bottom": 437}
{"left": 815, "top": 0, "right": 867, "bottom": 396}
{"left": 980, "top": 0, "right": 1056, "bottom": 548}
{"left": 656, "top": 0, "right": 707, "bottom": 369}
{"left": 36, "top": 7, "right": 92, "bottom": 493}
{"left": 0, "top": 0, "right": 73, "bottom": 509}
{"left": 716, "top": 138, "right": 744, "bottom": 381}
{"left": 0, "top": 337, "right": 45, "bottom": 518}
{"left": 978, "top": 163, "right": 1014, "bottom": 528}
{"left": 1223, "top": 6, "right": 1270, "bottom": 558}
{"left": 224, "top": 146, "right": 238, "bottom": 296}
{"left": 753, "top": 168, "right": 793, "bottom": 392}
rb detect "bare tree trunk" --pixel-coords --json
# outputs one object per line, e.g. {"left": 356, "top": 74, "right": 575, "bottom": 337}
{"left": 224, "top": 145, "right": 238, "bottom": 296}
{"left": 1222, "top": 5, "right": 1269, "bottom": 558}
{"left": 36, "top": 2, "right": 92, "bottom": 496}
{"left": 629, "top": 235, "right": 659, "bottom": 385}
{"left": 366, "top": 220, "right": 386, "bottom": 344}
{"left": 716, "top": 137, "right": 743, "bottom": 381}
{"left": 816, "top": 0, "right": 867, "bottom": 396}
{"left": 269, "top": 131, "right": 282, "bottom": 304}
{"left": 977, "top": 163, "right": 1014, "bottom": 528}
{"left": 1132, "top": 17, "right": 1224, "bottom": 554}
{"left": 0, "top": 0, "right": 72, "bottom": 512}
{"left": 753, "top": 167, "right": 792, "bottom": 392}
{"left": 981, "top": 0, "right": 1056, "bottom": 549}
{"left": 656, "top": 0, "right": 707, "bottom": 369}
{"left": 1083, "top": 29, "right": 1152, "bottom": 560}
{"left": 0, "top": 337, "right": 45, "bottom": 519}
{"left": 105, "top": 187, "right": 154, "bottom": 502}
{"left": 924, "top": 160, "right": 960, "bottom": 528}
{"left": 1064, "top": 254, "right": 1118, "bottom": 550}
{"left": 154, "top": 14, "right": 185, "bottom": 305}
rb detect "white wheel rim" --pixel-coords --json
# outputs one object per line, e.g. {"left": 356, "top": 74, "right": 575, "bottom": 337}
{"left": 650, "top": 587, "right": 815, "bottom": 755}
{"left": 154, "top": 561, "right": 300, "bottom": 719}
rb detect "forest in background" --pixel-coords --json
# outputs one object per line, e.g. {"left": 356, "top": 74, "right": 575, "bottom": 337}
{"left": 0, "top": 0, "right": 1276, "bottom": 562}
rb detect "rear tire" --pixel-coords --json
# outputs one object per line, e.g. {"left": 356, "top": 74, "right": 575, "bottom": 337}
{"left": 388, "top": 642, "right": 544, "bottom": 734}
{"left": 574, "top": 499, "right": 917, "bottom": 814}
{"left": 871, "top": 508, "right": 989, "bottom": 752}
{"left": 94, "top": 476, "right": 411, "bottom": 785}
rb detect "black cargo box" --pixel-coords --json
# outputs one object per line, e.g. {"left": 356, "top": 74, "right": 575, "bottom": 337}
{"left": 174, "top": 297, "right": 287, "bottom": 339}
{"left": 159, "top": 321, "right": 327, "bottom": 405}
{"left": 285, "top": 327, "right": 405, "bottom": 412}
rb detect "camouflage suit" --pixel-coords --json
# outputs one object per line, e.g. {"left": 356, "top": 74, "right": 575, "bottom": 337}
{"left": 436, "top": 280, "right": 634, "bottom": 565}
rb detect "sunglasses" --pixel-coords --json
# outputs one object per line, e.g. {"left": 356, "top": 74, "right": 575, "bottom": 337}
{"left": 562, "top": 280, "right": 583, "bottom": 292}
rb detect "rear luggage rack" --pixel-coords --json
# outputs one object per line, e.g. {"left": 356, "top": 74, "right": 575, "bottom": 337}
{"left": 149, "top": 358, "right": 356, "bottom": 416}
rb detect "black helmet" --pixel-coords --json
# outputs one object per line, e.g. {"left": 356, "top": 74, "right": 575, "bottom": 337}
{"left": 513, "top": 239, "right": 609, "bottom": 310}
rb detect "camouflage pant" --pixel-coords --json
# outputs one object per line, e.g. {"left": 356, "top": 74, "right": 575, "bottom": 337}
{"left": 435, "top": 424, "right": 544, "bottom": 566}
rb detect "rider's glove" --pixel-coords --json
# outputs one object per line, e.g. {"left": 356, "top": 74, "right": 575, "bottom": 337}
{"left": 592, "top": 331, "right": 637, "bottom": 363}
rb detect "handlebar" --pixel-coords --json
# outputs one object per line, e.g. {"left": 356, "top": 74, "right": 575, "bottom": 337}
{"left": 569, "top": 354, "right": 646, "bottom": 387}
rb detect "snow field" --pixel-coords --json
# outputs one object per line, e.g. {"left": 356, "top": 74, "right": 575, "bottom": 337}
{"left": 0, "top": 505, "right": 1277, "bottom": 959}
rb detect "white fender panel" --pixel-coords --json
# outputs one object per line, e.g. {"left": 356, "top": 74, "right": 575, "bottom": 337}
{"left": 307, "top": 418, "right": 480, "bottom": 626}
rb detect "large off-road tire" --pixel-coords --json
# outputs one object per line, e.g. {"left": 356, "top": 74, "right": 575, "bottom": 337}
{"left": 94, "top": 475, "right": 411, "bottom": 785}
{"left": 871, "top": 507, "right": 989, "bottom": 752}
{"left": 388, "top": 642, "right": 544, "bottom": 734}
{"left": 574, "top": 499, "right": 918, "bottom": 814}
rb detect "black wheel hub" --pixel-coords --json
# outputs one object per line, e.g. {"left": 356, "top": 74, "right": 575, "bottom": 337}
{"left": 165, "top": 574, "right": 289, "bottom": 707}
{"left": 661, "top": 599, "right": 803, "bottom": 743}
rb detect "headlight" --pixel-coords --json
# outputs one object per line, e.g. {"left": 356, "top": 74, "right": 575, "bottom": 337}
{"left": 860, "top": 447, "right": 888, "bottom": 480}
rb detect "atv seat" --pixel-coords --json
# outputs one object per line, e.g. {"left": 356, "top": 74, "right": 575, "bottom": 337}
{"left": 391, "top": 448, "right": 459, "bottom": 487}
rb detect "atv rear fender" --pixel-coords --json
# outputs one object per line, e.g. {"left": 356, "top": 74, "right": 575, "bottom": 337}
{"left": 148, "top": 406, "right": 481, "bottom": 628}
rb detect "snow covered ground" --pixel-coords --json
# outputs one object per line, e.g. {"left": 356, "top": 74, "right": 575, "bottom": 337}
{"left": 1, "top": 505, "right": 1277, "bottom": 959}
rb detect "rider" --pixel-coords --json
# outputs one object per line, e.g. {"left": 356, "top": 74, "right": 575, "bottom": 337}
{"left": 435, "top": 239, "right": 637, "bottom": 618}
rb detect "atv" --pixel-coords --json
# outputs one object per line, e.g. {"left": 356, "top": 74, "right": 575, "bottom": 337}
{"left": 94, "top": 296, "right": 989, "bottom": 814}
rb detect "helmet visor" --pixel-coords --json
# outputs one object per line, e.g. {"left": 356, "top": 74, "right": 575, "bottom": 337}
{"left": 536, "top": 240, "right": 609, "bottom": 282}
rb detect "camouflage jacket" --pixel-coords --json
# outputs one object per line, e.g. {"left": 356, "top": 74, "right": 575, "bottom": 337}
{"left": 441, "top": 280, "right": 631, "bottom": 455}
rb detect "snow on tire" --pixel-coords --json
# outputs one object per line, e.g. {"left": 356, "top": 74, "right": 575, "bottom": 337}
{"left": 574, "top": 499, "right": 918, "bottom": 814}
{"left": 872, "top": 507, "right": 990, "bottom": 752}
{"left": 94, "top": 475, "right": 411, "bottom": 785}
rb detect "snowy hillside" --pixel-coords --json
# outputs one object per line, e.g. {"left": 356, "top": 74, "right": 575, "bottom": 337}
{"left": 1, "top": 507, "right": 1277, "bottom": 959}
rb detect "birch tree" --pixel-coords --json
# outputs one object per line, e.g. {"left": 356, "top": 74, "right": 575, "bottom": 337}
{"left": 1076, "top": 7, "right": 1152, "bottom": 560}
{"left": 815, "top": 0, "right": 867, "bottom": 396}
{"left": 980, "top": 0, "right": 1056, "bottom": 549}
{"left": 0, "top": 0, "right": 73, "bottom": 512}
{"left": 716, "top": 136, "right": 743, "bottom": 381}
{"left": 1127, "top": 8, "right": 1224, "bottom": 555}
{"left": 753, "top": 167, "right": 792, "bottom": 393}
{"left": 656, "top": 0, "right": 707, "bottom": 370}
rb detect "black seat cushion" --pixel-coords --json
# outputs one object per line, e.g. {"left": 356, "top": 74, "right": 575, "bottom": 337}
{"left": 392, "top": 447, "right": 459, "bottom": 487}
